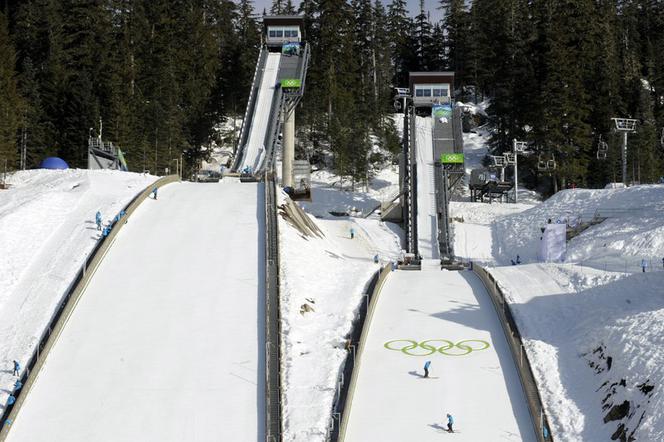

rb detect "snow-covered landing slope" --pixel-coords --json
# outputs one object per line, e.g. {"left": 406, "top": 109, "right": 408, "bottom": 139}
{"left": 0, "top": 169, "right": 156, "bottom": 408}
{"left": 489, "top": 263, "right": 664, "bottom": 441}
{"left": 8, "top": 180, "right": 264, "bottom": 442}
{"left": 343, "top": 269, "right": 535, "bottom": 442}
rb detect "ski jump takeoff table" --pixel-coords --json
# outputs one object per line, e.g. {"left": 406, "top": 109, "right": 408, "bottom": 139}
{"left": 343, "top": 269, "right": 536, "bottom": 442}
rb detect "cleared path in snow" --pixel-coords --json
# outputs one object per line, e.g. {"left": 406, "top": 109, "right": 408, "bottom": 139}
{"left": 343, "top": 268, "right": 535, "bottom": 442}
{"left": 7, "top": 179, "right": 265, "bottom": 442}
{"left": 415, "top": 116, "right": 439, "bottom": 259}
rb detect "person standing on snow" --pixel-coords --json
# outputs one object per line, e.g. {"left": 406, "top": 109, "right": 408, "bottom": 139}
{"left": 516, "top": 255, "right": 521, "bottom": 265}
{"left": 423, "top": 360, "right": 431, "bottom": 378}
{"left": 641, "top": 259, "right": 648, "bottom": 273}
{"left": 446, "top": 413, "right": 454, "bottom": 433}
{"left": 350, "top": 227, "right": 355, "bottom": 239}
{"left": 12, "top": 360, "right": 20, "bottom": 377}
{"left": 95, "top": 211, "right": 102, "bottom": 230}
{"left": 152, "top": 186, "right": 158, "bottom": 200}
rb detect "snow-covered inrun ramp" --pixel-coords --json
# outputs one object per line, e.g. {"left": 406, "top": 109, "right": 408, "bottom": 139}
{"left": 239, "top": 52, "right": 281, "bottom": 172}
{"left": 7, "top": 180, "right": 265, "bottom": 442}
{"left": 415, "top": 116, "right": 439, "bottom": 259}
{"left": 343, "top": 269, "right": 535, "bottom": 441}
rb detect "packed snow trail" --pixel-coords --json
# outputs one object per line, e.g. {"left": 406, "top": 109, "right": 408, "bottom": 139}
{"left": 7, "top": 179, "right": 265, "bottom": 442}
{"left": 239, "top": 52, "right": 281, "bottom": 173}
{"left": 343, "top": 268, "right": 535, "bottom": 441}
{"left": 414, "top": 116, "right": 439, "bottom": 259}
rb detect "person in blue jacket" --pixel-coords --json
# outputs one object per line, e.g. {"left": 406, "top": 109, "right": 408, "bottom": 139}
{"left": 95, "top": 211, "right": 102, "bottom": 230}
{"left": 423, "top": 360, "right": 431, "bottom": 378}
{"left": 152, "top": 186, "right": 158, "bottom": 200}
{"left": 7, "top": 395, "right": 15, "bottom": 406}
{"left": 102, "top": 226, "right": 110, "bottom": 238}
{"left": 13, "top": 380, "right": 22, "bottom": 391}
{"left": 12, "top": 360, "right": 19, "bottom": 377}
{"left": 446, "top": 413, "right": 454, "bottom": 433}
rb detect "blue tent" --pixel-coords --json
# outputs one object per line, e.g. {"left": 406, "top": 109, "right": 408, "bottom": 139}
{"left": 39, "top": 157, "right": 69, "bottom": 170}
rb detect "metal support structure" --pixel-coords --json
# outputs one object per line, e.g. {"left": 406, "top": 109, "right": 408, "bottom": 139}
{"left": 282, "top": 109, "right": 295, "bottom": 188}
{"left": 612, "top": 118, "right": 637, "bottom": 185}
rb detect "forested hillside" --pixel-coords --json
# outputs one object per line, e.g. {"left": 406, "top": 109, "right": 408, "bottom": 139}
{"left": 1, "top": 1, "right": 663, "bottom": 189}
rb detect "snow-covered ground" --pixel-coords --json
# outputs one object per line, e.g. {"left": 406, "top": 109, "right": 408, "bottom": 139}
{"left": 343, "top": 268, "right": 535, "bottom": 441}
{"left": 487, "top": 263, "right": 663, "bottom": 441}
{"left": 450, "top": 120, "right": 664, "bottom": 440}
{"left": 0, "top": 169, "right": 157, "bottom": 410}
{"left": 7, "top": 180, "right": 264, "bottom": 441}
{"left": 278, "top": 177, "right": 402, "bottom": 441}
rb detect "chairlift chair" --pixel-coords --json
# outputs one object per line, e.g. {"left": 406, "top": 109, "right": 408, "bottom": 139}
{"left": 596, "top": 135, "right": 608, "bottom": 160}
{"left": 537, "top": 153, "right": 547, "bottom": 171}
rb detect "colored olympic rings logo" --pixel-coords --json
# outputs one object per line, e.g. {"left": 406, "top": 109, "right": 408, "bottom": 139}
{"left": 384, "top": 339, "right": 490, "bottom": 356}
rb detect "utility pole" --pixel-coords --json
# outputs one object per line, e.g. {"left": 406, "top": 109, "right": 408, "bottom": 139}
{"left": 611, "top": 118, "right": 637, "bottom": 185}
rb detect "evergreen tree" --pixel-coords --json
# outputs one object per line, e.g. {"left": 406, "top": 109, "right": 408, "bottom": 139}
{"left": 0, "top": 11, "right": 22, "bottom": 169}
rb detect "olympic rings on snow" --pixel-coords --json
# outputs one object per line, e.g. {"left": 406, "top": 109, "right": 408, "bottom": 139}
{"left": 384, "top": 339, "right": 490, "bottom": 356}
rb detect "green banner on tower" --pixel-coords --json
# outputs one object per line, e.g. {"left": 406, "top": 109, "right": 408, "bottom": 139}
{"left": 281, "top": 78, "right": 301, "bottom": 88}
{"left": 440, "top": 153, "right": 464, "bottom": 164}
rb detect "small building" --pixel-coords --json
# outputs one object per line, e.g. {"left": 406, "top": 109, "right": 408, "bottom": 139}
{"left": 409, "top": 72, "right": 454, "bottom": 107}
{"left": 263, "top": 15, "right": 304, "bottom": 48}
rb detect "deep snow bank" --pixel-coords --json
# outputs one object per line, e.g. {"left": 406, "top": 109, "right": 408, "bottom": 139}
{"left": 488, "top": 264, "right": 663, "bottom": 441}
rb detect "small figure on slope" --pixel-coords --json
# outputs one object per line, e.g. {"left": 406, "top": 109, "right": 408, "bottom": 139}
{"left": 152, "top": 186, "right": 158, "bottom": 200}
{"left": 12, "top": 360, "right": 20, "bottom": 377}
{"left": 350, "top": 227, "right": 355, "bottom": 239}
{"left": 423, "top": 360, "right": 431, "bottom": 378}
{"left": 95, "top": 211, "right": 102, "bottom": 230}
{"left": 641, "top": 259, "right": 648, "bottom": 273}
{"left": 446, "top": 413, "right": 454, "bottom": 433}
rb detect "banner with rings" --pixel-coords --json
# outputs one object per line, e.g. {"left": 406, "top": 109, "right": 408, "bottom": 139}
{"left": 384, "top": 339, "right": 490, "bottom": 357}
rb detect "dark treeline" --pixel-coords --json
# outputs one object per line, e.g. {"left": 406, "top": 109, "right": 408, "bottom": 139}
{"left": 0, "top": 0, "right": 260, "bottom": 173}
{"left": 1, "top": 1, "right": 664, "bottom": 189}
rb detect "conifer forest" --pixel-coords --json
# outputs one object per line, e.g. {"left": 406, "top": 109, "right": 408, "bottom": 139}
{"left": 1, "top": 1, "right": 664, "bottom": 190}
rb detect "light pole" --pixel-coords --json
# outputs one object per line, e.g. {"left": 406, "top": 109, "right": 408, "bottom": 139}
{"left": 611, "top": 118, "right": 637, "bottom": 185}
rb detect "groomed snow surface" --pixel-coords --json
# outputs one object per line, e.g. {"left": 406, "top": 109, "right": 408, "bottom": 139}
{"left": 239, "top": 52, "right": 281, "bottom": 172}
{"left": 343, "top": 268, "right": 535, "bottom": 441}
{"left": 415, "top": 116, "right": 440, "bottom": 259}
{"left": 7, "top": 179, "right": 265, "bottom": 442}
{"left": 0, "top": 169, "right": 157, "bottom": 410}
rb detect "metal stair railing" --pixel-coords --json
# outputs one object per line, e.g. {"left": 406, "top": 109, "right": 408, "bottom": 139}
{"left": 233, "top": 47, "right": 268, "bottom": 172}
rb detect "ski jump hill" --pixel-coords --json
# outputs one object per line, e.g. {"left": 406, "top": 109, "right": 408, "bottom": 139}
{"left": 3, "top": 17, "right": 310, "bottom": 442}
{"left": 339, "top": 95, "right": 541, "bottom": 440}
